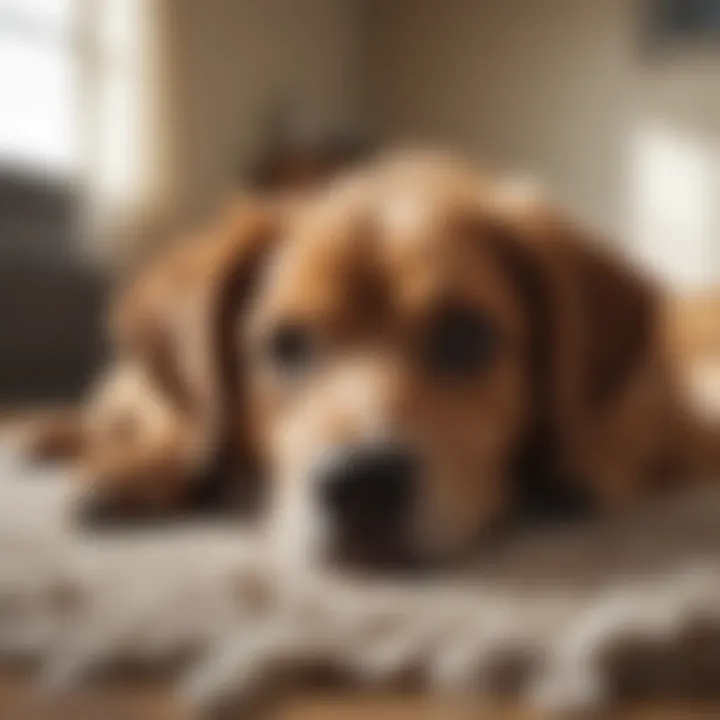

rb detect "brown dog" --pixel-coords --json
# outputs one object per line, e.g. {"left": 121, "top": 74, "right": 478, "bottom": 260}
{"left": 15, "top": 152, "right": 720, "bottom": 567}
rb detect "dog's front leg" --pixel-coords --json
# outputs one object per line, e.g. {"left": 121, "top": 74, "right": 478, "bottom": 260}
{"left": 75, "top": 424, "right": 213, "bottom": 526}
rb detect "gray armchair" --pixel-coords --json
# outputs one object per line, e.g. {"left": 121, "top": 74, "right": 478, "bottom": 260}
{"left": 0, "top": 173, "right": 107, "bottom": 403}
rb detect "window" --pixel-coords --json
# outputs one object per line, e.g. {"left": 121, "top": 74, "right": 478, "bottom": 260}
{"left": 0, "top": 0, "right": 80, "bottom": 177}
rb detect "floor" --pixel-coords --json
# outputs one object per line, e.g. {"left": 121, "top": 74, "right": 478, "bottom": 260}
{"left": 3, "top": 670, "right": 720, "bottom": 720}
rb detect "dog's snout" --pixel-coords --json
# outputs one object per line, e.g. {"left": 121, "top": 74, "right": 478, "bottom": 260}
{"left": 317, "top": 444, "right": 417, "bottom": 533}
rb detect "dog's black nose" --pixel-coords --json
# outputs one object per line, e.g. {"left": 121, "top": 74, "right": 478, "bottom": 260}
{"left": 317, "top": 444, "right": 417, "bottom": 534}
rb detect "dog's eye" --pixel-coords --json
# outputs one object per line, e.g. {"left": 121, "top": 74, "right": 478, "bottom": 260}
{"left": 266, "top": 322, "right": 315, "bottom": 375}
{"left": 422, "top": 305, "right": 498, "bottom": 379}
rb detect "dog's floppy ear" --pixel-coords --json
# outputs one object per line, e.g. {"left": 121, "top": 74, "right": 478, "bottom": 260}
{"left": 486, "top": 184, "right": 659, "bottom": 509}
{"left": 111, "top": 199, "right": 278, "bottom": 472}
{"left": 508, "top": 197, "right": 658, "bottom": 411}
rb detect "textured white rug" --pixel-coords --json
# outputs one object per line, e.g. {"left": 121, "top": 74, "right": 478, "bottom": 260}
{"left": 2, "top": 446, "right": 720, "bottom": 715}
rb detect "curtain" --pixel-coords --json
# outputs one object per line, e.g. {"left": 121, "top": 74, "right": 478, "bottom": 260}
{"left": 80, "top": 0, "right": 183, "bottom": 268}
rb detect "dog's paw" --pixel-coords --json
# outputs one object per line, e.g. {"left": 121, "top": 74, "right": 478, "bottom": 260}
{"left": 73, "top": 485, "right": 172, "bottom": 531}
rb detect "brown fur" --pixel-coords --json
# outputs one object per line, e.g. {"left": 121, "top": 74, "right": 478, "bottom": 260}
{"left": 13, "top": 199, "right": 278, "bottom": 517}
{"left": 12, "top": 153, "right": 720, "bottom": 559}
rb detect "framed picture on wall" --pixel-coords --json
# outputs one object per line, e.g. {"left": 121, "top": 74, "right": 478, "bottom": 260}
{"left": 646, "top": 0, "right": 720, "bottom": 49}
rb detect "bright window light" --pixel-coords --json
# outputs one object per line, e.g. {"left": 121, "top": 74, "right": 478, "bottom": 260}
{"left": 0, "top": 0, "right": 79, "bottom": 177}
{"left": 629, "top": 120, "right": 719, "bottom": 290}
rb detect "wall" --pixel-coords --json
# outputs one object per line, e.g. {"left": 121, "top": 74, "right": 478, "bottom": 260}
{"left": 171, "top": 0, "right": 365, "bottom": 224}
{"left": 367, "top": 0, "right": 720, "bottom": 290}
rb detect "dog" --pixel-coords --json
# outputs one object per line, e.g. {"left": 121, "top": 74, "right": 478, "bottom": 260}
{"left": 13, "top": 152, "right": 720, "bottom": 568}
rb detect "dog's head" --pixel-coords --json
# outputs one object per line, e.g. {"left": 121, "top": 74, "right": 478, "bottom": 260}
{"left": 127, "top": 154, "right": 657, "bottom": 567}
{"left": 243, "top": 160, "right": 536, "bottom": 567}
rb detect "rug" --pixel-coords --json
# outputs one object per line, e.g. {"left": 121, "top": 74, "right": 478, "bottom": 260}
{"left": 2, "top": 444, "right": 720, "bottom": 716}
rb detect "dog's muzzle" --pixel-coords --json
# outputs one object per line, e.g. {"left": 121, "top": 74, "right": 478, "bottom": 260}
{"left": 315, "top": 442, "right": 417, "bottom": 544}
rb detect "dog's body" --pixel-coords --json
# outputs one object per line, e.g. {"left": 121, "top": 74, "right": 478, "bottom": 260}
{"left": 13, "top": 201, "right": 277, "bottom": 516}
{"left": 13, "top": 153, "right": 720, "bottom": 565}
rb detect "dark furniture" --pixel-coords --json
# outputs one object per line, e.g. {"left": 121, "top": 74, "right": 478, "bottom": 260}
{"left": 0, "top": 172, "right": 106, "bottom": 402}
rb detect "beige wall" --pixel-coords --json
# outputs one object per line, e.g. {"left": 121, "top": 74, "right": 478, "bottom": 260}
{"left": 368, "top": 0, "right": 720, "bottom": 290}
{"left": 171, "top": 0, "right": 365, "bottom": 224}
{"left": 160, "top": 0, "right": 720, "bottom": 288}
